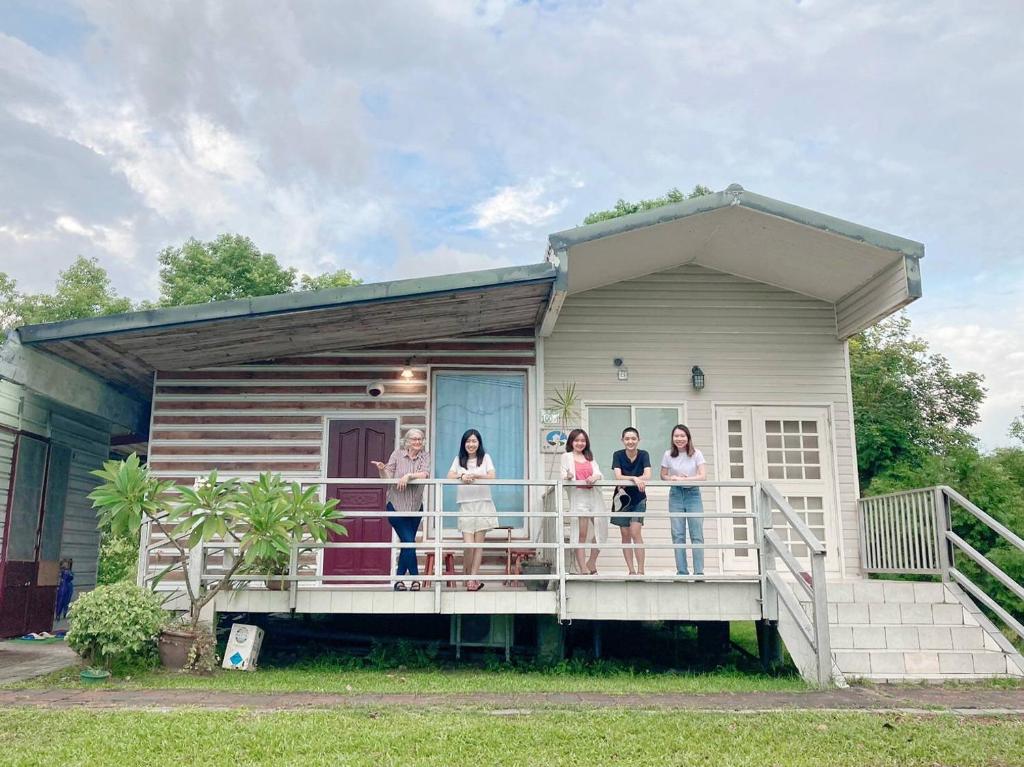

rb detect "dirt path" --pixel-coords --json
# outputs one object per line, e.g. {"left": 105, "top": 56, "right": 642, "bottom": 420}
{"left": 2, "top": 686, "right": 1023, "bottom": 715}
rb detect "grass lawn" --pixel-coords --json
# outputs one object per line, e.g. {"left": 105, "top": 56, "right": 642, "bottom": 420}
{"left": 1, "top": 709, "right": 1021, "bottom": 766}
{"left": 7, "top": 620, "right": 811, "bottom": 694}
{"left": 8, "top": 661, "right": 807, "bottom": 694}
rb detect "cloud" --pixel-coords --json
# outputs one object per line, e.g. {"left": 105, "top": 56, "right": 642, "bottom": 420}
{"left": 1, "top": 0, "right": 1023, "bottom": 444}
{"left": 389, "top": 244, "right": 517, "bottom": 280}
{"left": 914, "top": 298, "right": 1024, "bottom": 450}
{"left": 471, "top": 178, "right": 568, "bottom": 231}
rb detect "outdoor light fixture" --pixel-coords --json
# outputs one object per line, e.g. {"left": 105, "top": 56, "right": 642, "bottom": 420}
{"left": 691, "top": 365, "right": 705, "bottom": 391}
{"left": 400, "top": 360, "right": 415, "bottom": 380}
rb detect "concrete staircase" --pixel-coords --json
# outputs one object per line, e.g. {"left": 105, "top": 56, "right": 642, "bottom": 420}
{"left": 806, "top": 579, "right": 1024, "bottom": 682}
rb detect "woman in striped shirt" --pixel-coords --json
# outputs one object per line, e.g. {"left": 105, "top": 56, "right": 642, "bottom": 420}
{"left": 372, "top": 428, "right": 430, "bottom": 591}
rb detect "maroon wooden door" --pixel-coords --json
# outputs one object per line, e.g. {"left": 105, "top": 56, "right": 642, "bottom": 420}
{"left": 322, "top": 420, "right": 395, "bottom": 581}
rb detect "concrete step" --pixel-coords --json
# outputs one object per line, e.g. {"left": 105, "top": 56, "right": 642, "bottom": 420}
{"left": 791, "top": 578, "right": 1024, "bottom": 682}
{"left": 830, "top": 624, "right": 1000, "bottom": 651}
{"left": 832, "top": 648, "right": 1021, "bottom": 680}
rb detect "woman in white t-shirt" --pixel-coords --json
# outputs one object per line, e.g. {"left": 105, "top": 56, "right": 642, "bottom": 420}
{"left": 660, "top": 424, "right": 707, "bottom": 576}
{"left": 447, "top": 428, "right": 498, "bottom": 591}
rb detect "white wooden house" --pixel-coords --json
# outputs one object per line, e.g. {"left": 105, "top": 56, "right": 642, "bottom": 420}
{"left": 3, "top": 185, "right": 1021, "bottom": 685}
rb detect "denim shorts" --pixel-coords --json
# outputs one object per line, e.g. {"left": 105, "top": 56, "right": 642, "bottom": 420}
{"left": 611, "top": 498, "right": 647, "bottom": 527}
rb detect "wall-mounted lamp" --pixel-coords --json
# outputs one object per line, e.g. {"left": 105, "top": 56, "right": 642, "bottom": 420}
{"left": 691, "top": 365, "right": 705, "bottom": 391}
{"left": 400, "top": 359, "right": 415, "bottom": 380}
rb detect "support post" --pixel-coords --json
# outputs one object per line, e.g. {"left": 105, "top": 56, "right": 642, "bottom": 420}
{"left": 697, "top": 621, "right": 730, "bottom": 662}
{"left": 535, "top": 615, "right": 565, "bottom": 665}
{"left": 755, "top": 619, "right": 783, "bottom": 672}
{"left": 288, "top": 543, "right": 299, "bottom": 611}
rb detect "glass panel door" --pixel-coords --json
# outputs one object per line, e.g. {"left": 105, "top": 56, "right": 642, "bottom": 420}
{"left": 433, "top": 373, "right": 526, "bottom": 529}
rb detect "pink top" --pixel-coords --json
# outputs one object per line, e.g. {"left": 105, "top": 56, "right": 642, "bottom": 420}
{"left": 574, "top": 459, "right": 594, "bottom": 482}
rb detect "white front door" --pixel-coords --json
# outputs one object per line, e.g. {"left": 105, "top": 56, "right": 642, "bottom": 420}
{"left": 716, "top": 406, "right": 840, "bottom": 574}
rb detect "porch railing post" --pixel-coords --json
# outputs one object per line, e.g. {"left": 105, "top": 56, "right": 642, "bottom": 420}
{"left": 809, "top": 548, "right": 832, "bottom": 687}
{"left": 288, "top": 541, "right": 299, "bottom": 611}
{"left": 555, "top": 479, "right": 567, "bottom": 621}
{"left": 433, "top": 481, "right": 443, "bottom": 611}
{"left": 187, "top": 540, "right": 203, "bottom": 602}
{"left": 757, "top": 483, "right": 778, "bottom": 622}
{"left": 933, "top": 486, "right": 952, "bottom": 582}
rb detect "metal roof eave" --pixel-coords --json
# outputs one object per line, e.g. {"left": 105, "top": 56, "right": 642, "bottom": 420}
{"left": 547, "top": 184, "right": 925, "bottom": 260}
{"left": 18, "top": 261, "right": 557, "bottom": 344}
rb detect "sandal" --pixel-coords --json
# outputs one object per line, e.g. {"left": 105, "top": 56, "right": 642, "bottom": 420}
{"left": 393, "top": 581, "right": 407, "bottom": 591}
{"left": 410, "top": 581, "right": 421, "bottom": 591}
{"left": 469, "top": 581, "right": 485, "bottom": 592}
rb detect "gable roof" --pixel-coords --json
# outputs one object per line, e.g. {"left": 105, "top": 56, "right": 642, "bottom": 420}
{"left": 545, "top": 184, "right": 922, "bottom": 337}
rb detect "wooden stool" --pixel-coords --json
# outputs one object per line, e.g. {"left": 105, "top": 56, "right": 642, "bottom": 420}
{"left": 424, "top": 551, "right": 456, "bottom": 587}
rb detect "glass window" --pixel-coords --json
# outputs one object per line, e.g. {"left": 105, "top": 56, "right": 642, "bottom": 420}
{"left": 636, "top": 407, "right": 682, "bottom": 459}
{"left": 587, "top": 404, "right": 682, "bottom": 474}
{"left": 587, "top": 406, "right": 630, "bottom": 473}
{"left": 434, "top": 373, "right": 525, "bottom": 529}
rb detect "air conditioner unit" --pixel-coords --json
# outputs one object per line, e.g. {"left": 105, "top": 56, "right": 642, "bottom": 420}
{"left": 451, "top": 614, "right": 513, "bottom": 660}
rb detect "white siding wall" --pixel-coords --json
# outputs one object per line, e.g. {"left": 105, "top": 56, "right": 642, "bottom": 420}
{"left": 543, "top": 264, "right": 860, "bottom": 576}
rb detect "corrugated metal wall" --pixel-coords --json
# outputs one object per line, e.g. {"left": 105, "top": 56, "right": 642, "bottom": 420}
{"left": 0, "top": 379, "right": 113, "bottom": 593}
{"left": 543, "top": 264, "right": 859, "bottom": 577}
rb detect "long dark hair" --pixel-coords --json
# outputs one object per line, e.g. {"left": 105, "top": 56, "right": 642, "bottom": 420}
{"left": 565, "top": 428, "right": 593, "bottom": 460}
{"left": 669, "top": 424, "right": 695, "bottom": 458}
{"left": 458, "top": 428, "right": 486, "bottom": 469}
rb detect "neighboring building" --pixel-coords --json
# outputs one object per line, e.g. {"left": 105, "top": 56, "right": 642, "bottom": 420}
{"left": 3, "top": 185, "right": 1020, "bottom": 684}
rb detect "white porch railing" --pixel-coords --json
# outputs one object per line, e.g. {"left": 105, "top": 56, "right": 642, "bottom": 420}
{"left": 858, "top": 485, "right": 1024, "bottom": 645}
{"left": 144, "top": 476, "right": 833, "bottom": 686}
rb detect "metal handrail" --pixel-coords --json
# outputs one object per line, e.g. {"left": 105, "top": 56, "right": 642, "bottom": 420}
{"left": 857, "top": 484, "right": 1024, "bottom": 645}
{"left": 758, "top": 481, "right": 831, "bottom": 688}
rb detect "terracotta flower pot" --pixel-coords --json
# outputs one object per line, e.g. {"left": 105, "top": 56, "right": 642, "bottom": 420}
{"left": 264, "top": 577, "right": 288, "bottom": 591}
{"left": 158, "top": 627, "right": 198, "bottom": 670}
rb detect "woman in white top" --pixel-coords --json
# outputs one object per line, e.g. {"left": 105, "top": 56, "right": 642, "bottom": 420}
{"left": 561, "top": 428, "right": 604, "bottom": 575}
{"left": 447, "top": 428, "right": 498, "bottom": 591}
{"left": 660, "top": 424, "right": 707, "bottom": 576}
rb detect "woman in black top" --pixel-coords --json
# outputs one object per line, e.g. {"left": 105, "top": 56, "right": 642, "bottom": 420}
{"left": 611, "top": 427, "right": 652, "bottom": 575}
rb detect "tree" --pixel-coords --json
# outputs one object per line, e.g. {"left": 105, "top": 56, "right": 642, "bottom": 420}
{"left": 583, "top": 184, "right": 713, "bottom": 225}
{"left": 1010, "top": 408, "right": 1024, "bottom": 446}
{"left": 157, "top": 234, "right": 362, "bottom": 306}
{"left": 157, "top": 234, "right": 297, "bottom": 306}
{"left": 850, "top": 313, "right": 985, "bottom": 489}
{"left": 1, "top": 257, "right": 133, "bottom": 331}
{"left": 299, "top": 269, "right": 362, "bottom": 291}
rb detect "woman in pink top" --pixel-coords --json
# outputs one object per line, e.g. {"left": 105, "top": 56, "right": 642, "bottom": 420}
{"left": 560, "top": 428, "right": 604, "bottom": 575}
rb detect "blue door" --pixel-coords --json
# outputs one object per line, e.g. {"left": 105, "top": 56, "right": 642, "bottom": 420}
{"left": 433, "top": 373, "right": 526, "bottom": 529}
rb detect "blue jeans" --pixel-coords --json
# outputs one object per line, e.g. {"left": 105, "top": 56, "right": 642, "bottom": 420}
{"left": 387, "top": 502, "right": 422, "bottom": 576}
{"left": 669, "top": 487, "right": 704, "bottom": 575}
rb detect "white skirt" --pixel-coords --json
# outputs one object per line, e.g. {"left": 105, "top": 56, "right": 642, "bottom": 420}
{"left": 458, "top": 499, "right": 499, "bottom": 534}
{"left": 568, "top": 488, "right": 608, "bottom": 545}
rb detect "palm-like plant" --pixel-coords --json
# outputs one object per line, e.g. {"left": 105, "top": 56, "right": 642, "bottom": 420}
{"left": 89, "top": 454, "right": 346, "bottom": 631}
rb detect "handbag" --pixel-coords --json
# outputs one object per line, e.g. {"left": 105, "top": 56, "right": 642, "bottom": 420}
{"left": 611, "top": 486, "right": 632, "bottom": 514}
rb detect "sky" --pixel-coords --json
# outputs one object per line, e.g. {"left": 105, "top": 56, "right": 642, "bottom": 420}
{"left": 1, "top": 0, "right": 1022, "bottom": 447}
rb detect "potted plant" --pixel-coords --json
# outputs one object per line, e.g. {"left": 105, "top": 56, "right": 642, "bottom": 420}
{"left": 89, "top": 454, "right": 346, "bottom": 671}
{"left": 238, "top": 473, "right": 348, "bottom": 590}
{"left": 65, "top": 581, "right": 167, "bottom": 683}
{"left": 548, "top": 382, "right": 581, "bottom": 447}
{"left": 519, "top": 555, "right": 553, "bottom": 591}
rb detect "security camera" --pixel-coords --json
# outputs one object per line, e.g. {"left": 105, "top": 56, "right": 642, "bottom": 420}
{"left": 366, "top": 380, "right": 386, "bottom": 398}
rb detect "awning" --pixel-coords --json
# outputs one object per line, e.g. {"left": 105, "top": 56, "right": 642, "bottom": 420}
{"left": 16, "top": 262, "right": 556, "bottom": 397}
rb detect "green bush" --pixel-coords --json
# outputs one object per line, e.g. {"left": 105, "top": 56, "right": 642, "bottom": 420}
{"left": 97, "top": 533, "right": 139, "bottom": 585}
{"left": 66, "top": 582, "right": 167, "bottom": 671}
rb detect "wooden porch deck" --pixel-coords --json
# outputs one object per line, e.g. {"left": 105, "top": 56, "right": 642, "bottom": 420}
{"left": 214, "top": 579, "right": 763, "bottom": 621}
